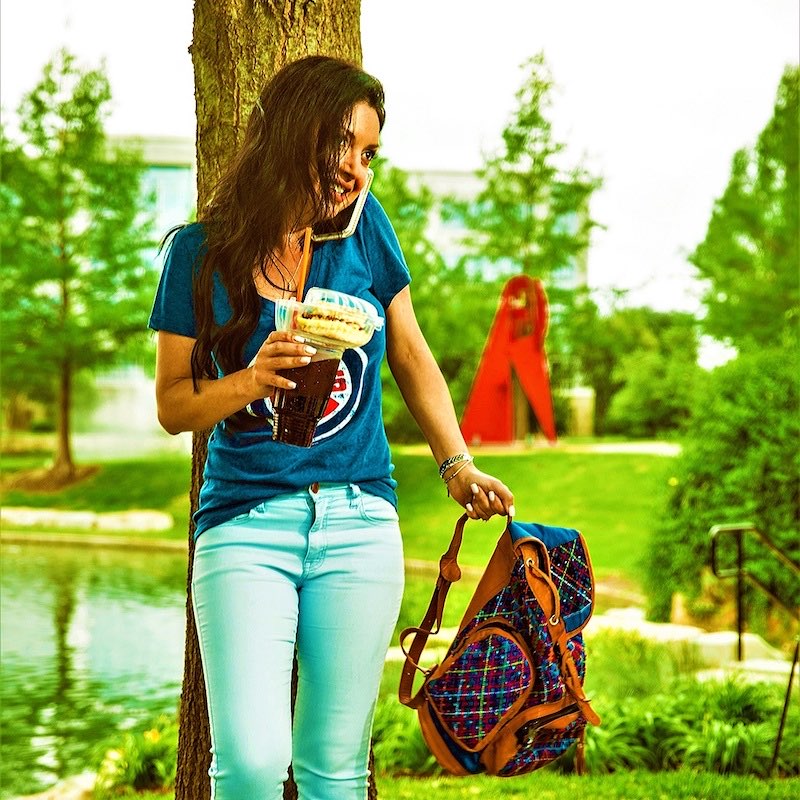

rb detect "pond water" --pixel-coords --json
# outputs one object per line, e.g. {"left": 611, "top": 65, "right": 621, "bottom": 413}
{"left": 0, "top": 543, "right": 188, "bottom": 798}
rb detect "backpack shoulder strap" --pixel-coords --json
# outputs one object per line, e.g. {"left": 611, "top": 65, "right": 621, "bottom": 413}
{"left": 398, "top": 513, "right": 468, "bottom": 709}
{"left": 518, "top": 540, "right": 601, "bottom": 727}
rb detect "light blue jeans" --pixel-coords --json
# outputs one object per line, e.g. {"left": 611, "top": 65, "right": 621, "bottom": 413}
{"left": 191, "top": 483, "right": 404, "bottom": 800}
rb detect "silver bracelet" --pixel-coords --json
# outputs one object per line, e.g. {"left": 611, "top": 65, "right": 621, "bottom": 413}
{"left": 439, "top": 452, "right": 472, "bottom": 479}
{"left": 444, "top": 461, "right": 472, "bottom": 484}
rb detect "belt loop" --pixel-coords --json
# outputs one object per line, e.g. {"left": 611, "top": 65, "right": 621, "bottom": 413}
{"left": 349, "top": 483, "right": 361, "bottom": 507}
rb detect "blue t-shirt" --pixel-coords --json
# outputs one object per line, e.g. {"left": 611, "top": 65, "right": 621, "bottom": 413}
{"left": 148, "top": 194, "right": 411, "bottom": 537}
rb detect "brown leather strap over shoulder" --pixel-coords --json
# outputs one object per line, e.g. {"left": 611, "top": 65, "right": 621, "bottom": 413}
{"left": 294, "top": 227, "right": 314, "bottom": 301}
{"left": 398, "top": 514, "right": 470, "bottom": 708}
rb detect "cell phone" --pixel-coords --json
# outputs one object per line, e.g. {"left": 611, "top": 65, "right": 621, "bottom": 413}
{"left": 311, "top": 169, "right": 374, "bottom": 242}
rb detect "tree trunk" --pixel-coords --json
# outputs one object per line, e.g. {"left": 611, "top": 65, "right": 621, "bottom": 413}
{"left": 177, "top": 4, "right": 366, "bottom": 799}
{"left": 52, "top": 261, "right": 75, "bottom": 480}
{"left": 51, "top": 357, "right": 75, "bottom": 480}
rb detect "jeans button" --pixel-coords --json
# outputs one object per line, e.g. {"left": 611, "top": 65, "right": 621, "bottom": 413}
{"left": 310, "top": 482, "right": 320, "bottom": 493}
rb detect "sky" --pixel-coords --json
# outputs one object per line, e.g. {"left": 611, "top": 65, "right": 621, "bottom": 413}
{"left": 1, "top": 0, "right": 798, "bottom": 317}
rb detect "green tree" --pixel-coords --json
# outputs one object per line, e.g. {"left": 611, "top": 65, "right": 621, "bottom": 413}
{"left": 569, "top": 298, "right": 701, "bottom": 435}
{"left": 449, "top": 52, "right": 601, "bottom": 295}
{"left": 443, "top": 53, "right": 602, "bottom": 420}
{"left": 605, "top": 346, "right": 699, "bottom": 437}
{"left": 690, "top": 65, "right": 799, "bottom": 351}
{"left": 0, "top": 50, "right": 154, "bottom": 483}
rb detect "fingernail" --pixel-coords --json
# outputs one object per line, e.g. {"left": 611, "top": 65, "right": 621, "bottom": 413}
{"left": 466, "top": 503, "right": 474, "bottom": 513}
{"left": 293, "top": 335, "right": 306, "bottom": 343}
{"left": 304, "top": 346, "right": 316, "bottom": 354}
{"left": 471, "top": 483, "right": 479, "bottom": 494}
{"left": 300, "top": 356, "right": 311, "bottom": 364}
{"left": 488, "top": 491, "right": 495, "bottom": 502}
{"left": 288, "top": 381, "right": 297, "bottom": 389}
{"left": 509, "top": 504, "right": 516, "bottom": 517}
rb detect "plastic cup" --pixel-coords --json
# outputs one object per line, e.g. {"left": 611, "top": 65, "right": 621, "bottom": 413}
{"left": 271, "top": 342, "right": 344, "bottom": 447}
{"left": 272, "top": 289, "right": 383, "bottom": 447}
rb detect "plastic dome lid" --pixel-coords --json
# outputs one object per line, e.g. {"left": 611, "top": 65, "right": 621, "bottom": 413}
{"left": 303, "top": 287, "right": 384, "bottom": 329}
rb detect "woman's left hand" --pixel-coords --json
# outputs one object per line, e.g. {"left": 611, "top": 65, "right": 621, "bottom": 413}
{"left": 446, "top": 464, "right": 515, "bottom": 521}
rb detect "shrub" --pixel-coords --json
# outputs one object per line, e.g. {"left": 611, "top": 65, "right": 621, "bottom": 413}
{"left": 580, "top": 710, "right": 662, "bottom": 773}
{"left": 583, "top": 677, "right": 799, "bottom": 777}
{"left": 93, "top": 714, "right": 177, "bottom": 796}
{"left": 584, "top": 630, "right": 700, "bottom": 702}
{"left": 702, "top": 678, "right": 785, "bottom": 725}
{"left": 683, "top": 720, "right": 776, "bottom": 776}
{"left": 645, "top": 348, "right": 800, "bottom": 621}
{"left": 606, "top": 349, "right": 701, "bottom": 438}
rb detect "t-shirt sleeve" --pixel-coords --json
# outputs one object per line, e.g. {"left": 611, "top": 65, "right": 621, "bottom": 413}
{"left": 360, "top": 194, "right": 412, "bottom": 309}
{"left": 148, "top": 225, "right": 203, "bottom": 338}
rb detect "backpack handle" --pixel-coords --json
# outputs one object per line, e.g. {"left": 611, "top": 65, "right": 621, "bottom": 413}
{"left": 398, "top": 513, "right": 471, "bottom": 708}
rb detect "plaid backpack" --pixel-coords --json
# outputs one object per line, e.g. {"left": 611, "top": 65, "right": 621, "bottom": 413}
{"left": 398, "top": 514, "right": 601, "bottom": 776}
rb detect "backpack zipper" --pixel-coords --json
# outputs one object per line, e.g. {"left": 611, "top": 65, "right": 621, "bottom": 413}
{"left": 515, "top": 703, "right": 580, "bottom": 746}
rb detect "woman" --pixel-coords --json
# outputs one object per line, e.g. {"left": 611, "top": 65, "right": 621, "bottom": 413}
{"left": 150, "top": 55, "right": 514, "bottom": 800}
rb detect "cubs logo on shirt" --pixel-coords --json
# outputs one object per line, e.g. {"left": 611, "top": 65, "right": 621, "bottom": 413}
{"left": 314, "top": 346, "right": 368, "bottom": 442}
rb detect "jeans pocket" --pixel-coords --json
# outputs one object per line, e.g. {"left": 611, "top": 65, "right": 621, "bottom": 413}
{"left": 357, "top": 492, "right": 400, "bottom": 524}
{"left": 219, "top": 508, "right": 255, "bottom": 525}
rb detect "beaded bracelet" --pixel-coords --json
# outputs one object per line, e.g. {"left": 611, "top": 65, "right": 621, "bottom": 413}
{"left": 438, "top": 452, "right": 472, "bottom": 479}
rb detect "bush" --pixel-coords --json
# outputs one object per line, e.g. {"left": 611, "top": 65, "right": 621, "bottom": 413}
{"left": 376, "top": 635, "right": 798, "bottom": 779}
{"left": 91, "top": 671, "right": 798, "bottom": 791}
{"left": 93, "top": 714, "right": 177, "bottom": 796}
{"left": 605, "top": 349, "right": 701, "bottom": 437}
{"left": 645, "top": 348, "right": 800, "bottom": 621}
{"left": 583, "top": 677, "right": 799, "bottom": 777}
{"left": 584, "top": 629, "right": 700, "bottom": 701}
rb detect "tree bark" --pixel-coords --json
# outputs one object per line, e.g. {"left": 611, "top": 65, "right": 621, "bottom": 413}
{"left": 177, "top": 3, "right": 366, "bottom": 799}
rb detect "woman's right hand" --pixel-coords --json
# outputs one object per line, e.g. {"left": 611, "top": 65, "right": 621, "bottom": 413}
{"left": 249, "top": 331, "right": 317, "bottom": 399}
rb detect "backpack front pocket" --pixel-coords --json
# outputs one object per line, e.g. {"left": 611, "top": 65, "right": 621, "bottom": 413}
{"left": 495, "top": 709, "right": 585, "bottom": 776}
{"left": 425, "top": 622, "right": 533, "bottom": 751}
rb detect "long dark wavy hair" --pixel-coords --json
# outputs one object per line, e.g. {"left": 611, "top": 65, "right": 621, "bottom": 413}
{"left": 190, "top": 56, "right": 385, "bottom": 385}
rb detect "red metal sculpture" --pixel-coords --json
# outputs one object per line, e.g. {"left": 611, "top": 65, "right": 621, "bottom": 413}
{"left": 460, "top": 275, "right": 556, "bottom": 444}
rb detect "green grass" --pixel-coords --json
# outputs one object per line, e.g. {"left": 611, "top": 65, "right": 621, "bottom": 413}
{"left": 1, "top": 452, "right": 192, "bottom": 540}
{"left": 1, "top": 452, "right": 192, "bottom": 511}
{"left": 393, "top": 449, "right": 674, "bottom": 581}
{"left": 380, "top": 772, "right": 800, "bottom": 799}
{"left": 126, "top": 771, "right": 800, "bottom": 800}
{"left": 2, "top": 446, "right": 676, "bottom": 580}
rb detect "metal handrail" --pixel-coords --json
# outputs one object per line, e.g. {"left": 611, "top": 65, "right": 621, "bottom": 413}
{"left": 710, "top": 522, "right": 800, "bottom": 580}
{"left": 710, "top": 523, "right": 800, "bottom": 656}
{"left": 709, "top": 522, "right": 800, "bottom": 777}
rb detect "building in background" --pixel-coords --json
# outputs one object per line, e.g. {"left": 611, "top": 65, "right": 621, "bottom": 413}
{"left": 122, "top": 135, "right": 197, "bottom": 242}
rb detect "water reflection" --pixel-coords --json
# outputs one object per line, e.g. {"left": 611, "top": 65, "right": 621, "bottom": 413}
{"left": 1, "top": 543, "right": 187, "bottom": 798}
